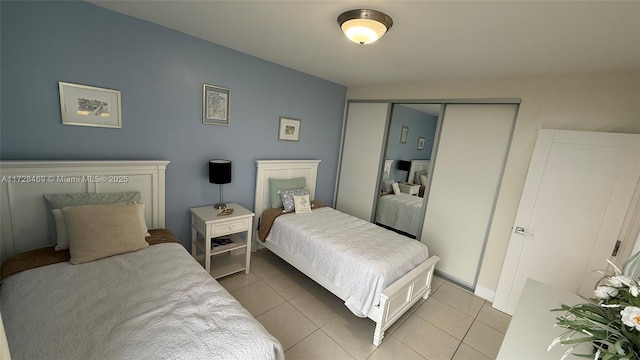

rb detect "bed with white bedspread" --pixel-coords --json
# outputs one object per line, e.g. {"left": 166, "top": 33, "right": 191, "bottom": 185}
{"left": 254, "top": 160, "right": 440, "bottom": 346}
{"left": 0, "top": 160, "right": 283, "bottom": 360}
{"left": 1, "top": 242, "right": 282, "bottom": 360}
{"left": 374, "top": 192, "right": 424, "bottom": 236}
{"left": 267, "top": 206, "right": 429, "bottom": 317}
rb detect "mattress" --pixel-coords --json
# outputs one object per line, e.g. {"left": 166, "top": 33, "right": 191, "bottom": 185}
{"left": 1, "top": 242, "right": 283, "bottom": 360}
{"left": 375, "top": 193, "right": 424, "bottom": 236}
{"left": 265, "top": 207, "right": 430, "bottom": 317}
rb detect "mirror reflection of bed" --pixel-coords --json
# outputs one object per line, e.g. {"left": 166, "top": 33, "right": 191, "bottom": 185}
{"left": 374, "top": 104, "right": 440, "bottom": 238}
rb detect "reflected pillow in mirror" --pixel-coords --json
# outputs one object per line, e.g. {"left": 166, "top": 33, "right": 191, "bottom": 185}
{"left": 392, "top": 182, "right": 400, "bottom": 195}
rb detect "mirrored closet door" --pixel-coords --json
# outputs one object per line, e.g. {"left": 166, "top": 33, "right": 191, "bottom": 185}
{"left": 374, "top": 104, "right": 440, "bottom": 239}
{"left": 336, "top": 100, "right": 519, "bottom": 290}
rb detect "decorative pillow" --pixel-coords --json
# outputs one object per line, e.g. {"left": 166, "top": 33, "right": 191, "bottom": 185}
{"left": 381, "top": 179, "right": 394, "bottom": 193}
{"left": 137, "top": 203, "right": 151, "bottom": 237}
{"left": 420, "top": 174, "right": 428, "bottom": 186}
{"left": 414, "top": 170, "right": 428, "bottom": 184}
{"left": 63, "top": 202, "right": 148, "bottom": 265}
{"left": 52, "top": 209, "right": 68, "bottom": 251}
{"left": 392, "top": 182, "right": 400, "bottom": 195}
{"left": 294, "top": 194, "right": 312, "bottom": 214}
{"left": 53, "top": 202, "right": 150, "bottom": 251}
{"left": 44, "top": 191, "right": 141, "bottom": 243}
{"left": 279, "top": 188, "right": 309, "bottom": 213}
{"left": 269, "top": 177, "right": 306, "bottom": 208}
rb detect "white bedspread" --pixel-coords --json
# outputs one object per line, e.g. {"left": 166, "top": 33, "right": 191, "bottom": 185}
{"left": 0, "top": 243, "right": 283, "bottom": 360}
{"left": 266, "top": 207, "right": 430, "bottom": 317}
{"left": 375, "top": 193, "right": 424, "bottom": 236}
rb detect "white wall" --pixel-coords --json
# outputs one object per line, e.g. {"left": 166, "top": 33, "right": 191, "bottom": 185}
{"left": 346, "top": 72, "right": 640, "bottom": 297}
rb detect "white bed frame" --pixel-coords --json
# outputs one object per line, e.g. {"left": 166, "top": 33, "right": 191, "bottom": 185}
{"left": 407, "top": 159, "right": 430, "bottom": 184}
{"left": 0, "top": 160, "right": 169, "bottom": 264}
{"left": 254, "top": 160, "right": 439, "bottom": 346}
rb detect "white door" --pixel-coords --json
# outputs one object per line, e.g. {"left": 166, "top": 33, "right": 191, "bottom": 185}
{"left": 336, "top": 102, "right": 389, "bottom": 221}
{"left": 493, "top": 130, "right": 640, "bottom": 315}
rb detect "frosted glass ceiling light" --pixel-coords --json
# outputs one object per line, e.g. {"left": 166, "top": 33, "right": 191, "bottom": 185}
{"left": 338, "top": 9, "right": 393, "bottom": 45}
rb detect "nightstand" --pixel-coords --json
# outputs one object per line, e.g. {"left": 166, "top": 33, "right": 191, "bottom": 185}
{"left": 190, "top": 203, "right": 255, "bottom": 279}
{"left": 398, "top": 182, "right": 420, "bottom": 196}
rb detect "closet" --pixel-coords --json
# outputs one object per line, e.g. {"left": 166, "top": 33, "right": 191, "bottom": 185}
{"left": 335, "top": 100, "right": 519, "bottom": 289}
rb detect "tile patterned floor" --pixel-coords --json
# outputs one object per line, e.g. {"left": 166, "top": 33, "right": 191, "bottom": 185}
{"left": 219, "top": 250, "right": 512, "bottom": 360}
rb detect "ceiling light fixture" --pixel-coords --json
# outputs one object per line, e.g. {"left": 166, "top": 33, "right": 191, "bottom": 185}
{"left": 337, "top": 9, "right": 393, "bottom": 45}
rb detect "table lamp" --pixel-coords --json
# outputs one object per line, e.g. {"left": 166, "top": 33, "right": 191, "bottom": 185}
{"left": 209, "top": 159, "right": 231, "bottom": 209}
{"left": 397, "top": 160, "right": 411, "bottom": 183}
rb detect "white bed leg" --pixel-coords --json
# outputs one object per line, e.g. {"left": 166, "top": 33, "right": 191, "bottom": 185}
{"left": 373, "top": 324, "right": 385, "bottom": 346}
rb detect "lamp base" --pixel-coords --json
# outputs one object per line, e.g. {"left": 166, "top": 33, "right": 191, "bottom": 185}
{"left": 214, "top": 203, "right": 227, "bottom": 209}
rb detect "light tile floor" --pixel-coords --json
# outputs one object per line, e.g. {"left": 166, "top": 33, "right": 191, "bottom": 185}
{"left": 218, "top": 250, "right": 512, "bottom": 360}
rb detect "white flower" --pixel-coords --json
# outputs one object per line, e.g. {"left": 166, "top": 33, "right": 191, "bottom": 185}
{"left": 607, "top": 275, "right": 633, "bottom": 288}
{"left": 607, "top": 259, "right": 622, "bottom": 275}
{"left": 620, "top": 306, "right": 640, "bottom": 331}
{"left": 594, "top": 286, "right": 619, "bottom": 299}
{"left": 547, "top": 336, "right": 561, "bottom": 351}
{"left": 631, "top": 285, "right": 640, "bottom": 297}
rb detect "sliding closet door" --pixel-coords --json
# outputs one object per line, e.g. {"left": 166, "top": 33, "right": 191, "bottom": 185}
{"left": 336, "top": 102, "right": 389, "bottom": 221}
{"left": 421, "top": 104, "right": 517, "bottom": 288}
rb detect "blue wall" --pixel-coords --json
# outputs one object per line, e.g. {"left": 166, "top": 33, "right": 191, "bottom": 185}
{"left": 386, "top": 105, "right": 438, "bottom": 182}
{"left": 0, "top": 1, "right": 347, "bottom": 248}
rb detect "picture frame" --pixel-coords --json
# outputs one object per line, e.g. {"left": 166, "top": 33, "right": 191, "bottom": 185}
{"left": 417, "top": 137, "right": 426, "bottom": 150}
{"left": 278, "top": 116, "right": 301, "bottom": 142}
{"left": 203, "top": 83, "right": 230, "bottom": 126}
{"left": 400, "top": 125, "right": 409, "bottom": 144}
{"left": 58, "top": 82, "right": 122, "bottom": 128}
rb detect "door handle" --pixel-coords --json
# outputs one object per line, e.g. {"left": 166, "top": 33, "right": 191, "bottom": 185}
{"left": 515, "top": 226, "right": 534, "bottom": 237}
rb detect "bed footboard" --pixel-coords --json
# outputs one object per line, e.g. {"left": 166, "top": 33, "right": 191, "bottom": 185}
{"left": 372, "top": 255, "right": 440, "bottom": 346}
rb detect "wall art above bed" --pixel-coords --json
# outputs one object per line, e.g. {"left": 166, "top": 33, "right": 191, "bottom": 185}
{"left": 202, "top": 83, "right": 230, "bottom": 126}
{"left": 58, "top": 81, "right": 122, "bottom": 128}
{"left": 278, "top": 116, "right": 301, "bottom": 142}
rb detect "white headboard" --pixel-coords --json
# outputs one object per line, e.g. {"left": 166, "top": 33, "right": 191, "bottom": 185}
{"left": 0, "top": 160, "right": 169, "bottom": 263}
{"left": 254, "top": 160, "right": 321, "bottom": 223}
{"left": 408, "top": 160, "right": 431, "bottom": 184}
{"left": 383, "top": 160, "right": 394, "bottom": 180}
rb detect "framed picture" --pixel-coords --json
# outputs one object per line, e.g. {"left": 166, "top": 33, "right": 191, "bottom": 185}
{"left": 203, "top": 84, "right": 230, "bottom": 126}
{"left": 58, "top": 82, "right": 121, "bottom": 128}
{"left": 400, "top": 125, "right": 409, "bottom": 144}
{"left": 278, "top": 116, "right": 301, "bottom": 142}
{"left": 417, "top": 137, "right": 426, "bottom": 150}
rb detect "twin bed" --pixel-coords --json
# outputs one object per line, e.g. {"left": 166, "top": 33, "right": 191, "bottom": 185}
{"left": 375, "top": 159, "right": 431, "bottom": 236}
{"left": 254, "top": 160, "right": 439, "bottom": 346}
{"left": 0, "top": 161, "right": 283, "bottom": 359}
{"left": 0, "top": 159, "right": 440, "bottom": 357}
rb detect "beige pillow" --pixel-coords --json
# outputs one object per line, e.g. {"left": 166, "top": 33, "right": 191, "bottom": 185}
{"left": 420, "top": 174, "right": 428, "bottom": 186}
{"left": 53, "top": 203, "right": 150, "bottom": 251}
{"left": 63, "top": 202, "right": 149, "bottom": 264}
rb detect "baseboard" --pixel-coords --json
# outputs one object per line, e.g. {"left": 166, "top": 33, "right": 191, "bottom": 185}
{"left": 474, "top": 286, "right": 495, "bottom": 302}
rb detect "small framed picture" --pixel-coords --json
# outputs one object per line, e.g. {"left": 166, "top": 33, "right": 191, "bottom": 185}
{"left": 203, "top": 84, "right": 230, "bottom": 126}
{"left": 400, "top": 125, "right": 409, "bottom": 144}
{"left": 59, "top": 82, "right": 122, "bottom": 128}
{"left": 417, "top": 137, "right": 426, "bottom": 150}
{"left": 278, "top": 116, "right": 301, "bottom": 142}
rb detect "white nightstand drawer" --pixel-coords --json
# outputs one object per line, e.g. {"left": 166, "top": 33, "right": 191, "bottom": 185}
{"left": 210, "top": 218, "right": 249, "bottom": 236}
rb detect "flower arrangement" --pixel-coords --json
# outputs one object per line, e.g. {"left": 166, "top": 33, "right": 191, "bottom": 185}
{"left": 550, "top": 253, "right": 640, "bottom": 360}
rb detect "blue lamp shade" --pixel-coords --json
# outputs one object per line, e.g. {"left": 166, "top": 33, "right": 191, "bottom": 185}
{"left": 209, "top": 160, "right": 231, "bottom": 184}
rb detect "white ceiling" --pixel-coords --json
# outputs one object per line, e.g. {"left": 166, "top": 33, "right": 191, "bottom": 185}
{"left": 90, "top": 1, "right": 640, "bottom": 87}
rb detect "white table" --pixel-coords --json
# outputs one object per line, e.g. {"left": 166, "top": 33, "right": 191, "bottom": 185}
{"left": 398, "top": 182, "right": 420, "bottom": 196}
{"left": 497, "top": 279, "right": 591, "bottom": 360}
{"left": 190, "top": 203, "right": 254, "bottom": 279}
